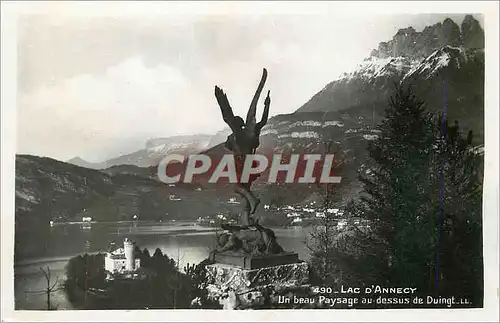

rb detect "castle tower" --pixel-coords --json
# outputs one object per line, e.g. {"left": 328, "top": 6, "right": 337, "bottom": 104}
{"left": 123, "top": 238, "right": 135, "bottom": 271}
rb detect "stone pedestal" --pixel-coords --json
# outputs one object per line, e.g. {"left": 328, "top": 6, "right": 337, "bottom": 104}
{"left": 205, "top": 262, "right": 309, "bottom": 309}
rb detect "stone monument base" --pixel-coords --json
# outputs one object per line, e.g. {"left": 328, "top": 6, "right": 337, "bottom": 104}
{"left": 214, "top": 252, "right": 299, "bottom": 269}
{"left": 205, "top": 262, "right": 309, "bottom": 309}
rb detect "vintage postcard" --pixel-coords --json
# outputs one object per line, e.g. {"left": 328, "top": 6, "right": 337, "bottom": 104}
{"left": 1, "top": 1, "right": 499, "bottom": 322}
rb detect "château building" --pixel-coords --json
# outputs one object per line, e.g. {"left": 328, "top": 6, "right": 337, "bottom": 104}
{"left": 104, "top": 238, "right": 141, "bottom": 279}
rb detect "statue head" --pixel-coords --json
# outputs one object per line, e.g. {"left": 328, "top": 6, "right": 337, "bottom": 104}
{"left": 234, "top": 116, "right": 245, "bottom": 130}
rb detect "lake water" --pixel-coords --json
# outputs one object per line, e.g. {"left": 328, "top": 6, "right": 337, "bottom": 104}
{"left": 14, "top": 221, "right": 312, "bottom": 310}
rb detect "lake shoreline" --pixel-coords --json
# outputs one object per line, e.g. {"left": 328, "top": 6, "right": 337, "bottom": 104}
{"left": 14, "top": 223, "right": 309, "bottom": 310}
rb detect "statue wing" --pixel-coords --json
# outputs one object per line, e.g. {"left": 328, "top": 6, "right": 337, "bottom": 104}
{"left": 246, "top": 68, "right": 268, "bottom": 130}
{"left": 215, "top": 86, "right": 239, "bottom": 133}
{"left": 255, "top": 90, "right": 270, "bottom": 133}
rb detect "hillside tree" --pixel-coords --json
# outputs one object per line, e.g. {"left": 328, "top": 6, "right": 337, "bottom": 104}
{"left": 309, "top": 84, "right": 483, "bottom": 306}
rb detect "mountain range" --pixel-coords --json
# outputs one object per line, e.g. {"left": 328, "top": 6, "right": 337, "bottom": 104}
{"left": 68, "top": 132, "right": 230, "bottom": 169}
{"left": 15, "top": 15, "right": 485, "bottom": 259}
{"left": 68, "top": 15, "right": 484, "bottom": 170}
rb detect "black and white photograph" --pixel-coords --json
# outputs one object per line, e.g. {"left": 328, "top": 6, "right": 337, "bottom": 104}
{"left": 1, "top": 1, "right": 498, "bottom": 322}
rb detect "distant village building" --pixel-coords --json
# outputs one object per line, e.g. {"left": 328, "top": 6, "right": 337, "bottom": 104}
{"left": 337, "top": 220, "right": 347, "bottom": 230}
{"left": 315, "top": 212, "right": 326, "bottom": 218}
{"left": 104, "top": 238, "right": 141, "bottom": 279}
{"left": 228, "top": 197, "right": 240, "bottom": 204}
{"left": 216, "top": 213, "right": 227, "bottom": 221}
{"left": 82, "top": 216, "right": 92, "bottom": 222}
{"left": 286, "top": 212, "right": 301, "bottom": 218}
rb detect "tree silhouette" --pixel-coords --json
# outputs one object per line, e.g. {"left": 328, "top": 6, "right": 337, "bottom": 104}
{"left": 25, "top": 267, "right": 61, "bottom": 310}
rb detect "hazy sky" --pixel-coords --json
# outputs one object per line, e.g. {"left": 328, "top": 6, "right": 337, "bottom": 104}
{"left": 16, "top": 11, "right": 479, "bottom": 162}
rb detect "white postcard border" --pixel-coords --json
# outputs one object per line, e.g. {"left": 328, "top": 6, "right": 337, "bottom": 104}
{"left": 1, "top": 1, "right": 498, "bottom": 322}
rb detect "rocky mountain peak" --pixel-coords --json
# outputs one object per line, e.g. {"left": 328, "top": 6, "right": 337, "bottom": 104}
{"left": 370, "top": 16, "right": 482, "bottom": 60}
{"left": 296, "top": 14, "right": 484, "bottom": 136}
{"left": 462, "top": 14, "right": 480, "bottom": 26}
{"left": 395, "top": 27, "right": 417, "bottom": 37}
{"left": 67, "top": 156, "right": 86, "bottom": 163}
{"left": 441, "top": 18, "right": 462, "bottom": 44}
{"left": 461, "top": 15, "right": 484, "bottom": 49}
